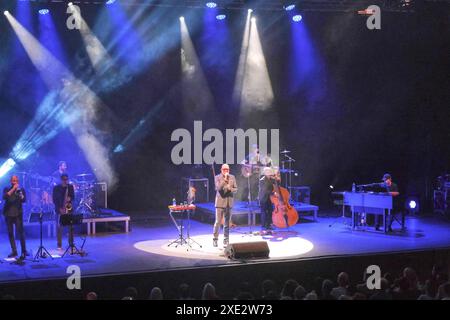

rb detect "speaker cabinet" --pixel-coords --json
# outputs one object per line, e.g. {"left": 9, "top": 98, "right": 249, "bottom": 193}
{"left": 94, "top": 182, "right": 108, "bottom": 208}
{"left": 289, "top": 186, "right": 311, "bottom": 204}
{"left": 224, "top": 241, "right": 270, "bottom": 260}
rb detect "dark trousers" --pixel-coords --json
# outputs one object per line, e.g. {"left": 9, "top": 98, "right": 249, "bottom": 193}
{"left": 213, "top": 207, "right": 231, "bottom": 240}
{"left": 5, "top": 215, "right": 26, "bottom": 254}
{"left": 376, "top": 211, "right": 404, "bottom": 229}
{"left": 57, "top": 214, "right": 74, "bottom": 248}
{"left": 260, "top": 200, "right": 273, "bottom": 229}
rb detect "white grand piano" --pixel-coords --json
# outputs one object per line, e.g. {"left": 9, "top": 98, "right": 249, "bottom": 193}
{"left": 343, "top": 192, "right": 393, "bottom": 233}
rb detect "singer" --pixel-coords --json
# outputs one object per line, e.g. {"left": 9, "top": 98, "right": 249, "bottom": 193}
{"left": 213, "top": 164, "right": 237, "bottom": 247}
{"left": 2, "top": 175, "right": 28, "bottom": 260}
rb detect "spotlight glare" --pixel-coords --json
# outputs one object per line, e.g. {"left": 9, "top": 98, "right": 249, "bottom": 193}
{"left": 284, "top": 4, "right": 296, "bottom": 11}
{"left": 0, "top": 158, "right": 16, "bottom": 178}
{"left": 292, "top": 14, "right": 302, "bottom": 22}
{"left": 4, "top": 10, "right": 8, "bottom": 16}
{"left": 409, "top": 200, "right": 417, "bottom": 209}
{"left": 179, "top": 16, "right": 184, "bottom": 21}
{"left": 216, "top": 14, "right": 226, "bottom": 20}
{"left": 68, "top": 2, "right": 73, "bottom": 6}
{"left": 38, "top": 9, "right": 50, "bottom": 15}
{"left": 248, "top": 9, "right": 253, "bottom": 13}
{"left": 206, "top": 2, "right": 217, "bottom": 8}
{"left": 251, "top": 17, "right": 256, "bottom": 23}
{"left": 106, "top": 0, "right": 116, "bottom": 4}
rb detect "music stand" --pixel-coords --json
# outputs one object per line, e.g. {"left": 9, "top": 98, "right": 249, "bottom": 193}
{"left": 29, "top": 211, "right": 55, "bottom": 261}
{"left": 60, "top": 214, "right": 85, "bottom": 257}
{"left": 168, "top": 205, "right": 201, "bottom": 249}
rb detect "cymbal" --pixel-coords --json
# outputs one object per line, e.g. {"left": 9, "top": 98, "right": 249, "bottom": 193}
{"left": 280, "top": 149, "right": 291, "bottom": 154}
{"left": 76, "top": 173, "right": 93, "bottom": 177}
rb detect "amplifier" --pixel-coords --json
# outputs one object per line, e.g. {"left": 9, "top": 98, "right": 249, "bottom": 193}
{"left": 181, "top": 177, "right": 209, "bottom": 203}
{"left": 289, "top": 186, "right": 311, "bottom": 204}
{"left": 94, "top": 182, "right": 108, "bottom": 208}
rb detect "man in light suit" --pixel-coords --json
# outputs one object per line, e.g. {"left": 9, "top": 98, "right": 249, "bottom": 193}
{"left": 213, "top": 164, "right": 237, "bottom": 247}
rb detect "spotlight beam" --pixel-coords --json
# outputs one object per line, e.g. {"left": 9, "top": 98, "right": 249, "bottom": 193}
{"left": 180, "top": 17, "right": 213, "bottom": 117}
{"left": 4, "top": 13, "right": 118, "bottom": 188}
{"left": 234, "top": 11, "right": 274, "bottom": 114}
{"left": 233, "top": 9, "right": 252, "bottom": 108}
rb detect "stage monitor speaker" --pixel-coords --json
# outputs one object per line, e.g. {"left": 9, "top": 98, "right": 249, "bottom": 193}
{"left": 224, "top": 241, "right": 270, "bottom": 260}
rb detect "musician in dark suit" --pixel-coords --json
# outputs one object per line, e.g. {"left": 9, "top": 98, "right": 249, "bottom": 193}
{"left": 52, "top": 174, "right": 75, "bottom": 250}
{"left": 376, "top": 173, "right": 400, "bottom": 232}
{"left": 213, "top": 164, "right": 237, "bottom": 247}
{"left": 51, "top": 161, "right": 70, "bottom": 186}
{"left": 2, "top": 175, "right": 27, "bottom": 259}
{"left": 258, "top": 167, "right": 280, "bottom": 233}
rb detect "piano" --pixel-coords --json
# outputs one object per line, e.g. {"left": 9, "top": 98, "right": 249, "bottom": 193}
{"left": 341, "top": 192, "right": 393, "bottom": 233}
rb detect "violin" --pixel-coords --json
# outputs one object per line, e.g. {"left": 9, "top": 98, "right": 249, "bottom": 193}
{"left": 270, "top": 179, "right": 299, "bottom": 228}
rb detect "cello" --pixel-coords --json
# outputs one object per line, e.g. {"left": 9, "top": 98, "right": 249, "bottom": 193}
{"left": 270, "top": 177, "right": 299, "bottom": 228}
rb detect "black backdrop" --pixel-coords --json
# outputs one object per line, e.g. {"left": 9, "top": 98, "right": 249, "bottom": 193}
{"left": 0, "top": 1, "right": 449, "bottom": 212}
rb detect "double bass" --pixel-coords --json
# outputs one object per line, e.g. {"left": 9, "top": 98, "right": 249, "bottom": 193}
{"left": 270, "top": 178, "right": 299, "bottom": 228}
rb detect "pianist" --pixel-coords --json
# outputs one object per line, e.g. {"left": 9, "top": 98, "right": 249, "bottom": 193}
{"left": 376, "top": 173, "right": 400, "bottom": 232}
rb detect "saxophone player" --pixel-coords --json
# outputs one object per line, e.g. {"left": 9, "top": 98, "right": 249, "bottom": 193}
{"left": 52, "top": 174, "right": 75, "bottom": 250}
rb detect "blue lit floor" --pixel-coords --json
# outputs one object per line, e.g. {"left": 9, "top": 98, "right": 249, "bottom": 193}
{"left": 0, "top": 213, "right": 449, "bottom": 283}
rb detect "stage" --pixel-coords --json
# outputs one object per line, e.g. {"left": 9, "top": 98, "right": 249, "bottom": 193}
{"left": 0, "top": 209, "right": 449, "bottom": 285}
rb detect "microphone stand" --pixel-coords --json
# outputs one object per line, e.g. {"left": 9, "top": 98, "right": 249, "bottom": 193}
{"left": 33, "top": 212, "right": 54, "bottom": 262}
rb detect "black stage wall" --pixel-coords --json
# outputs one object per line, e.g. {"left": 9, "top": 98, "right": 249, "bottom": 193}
{"left": 0, "top": 2, "right": 448, "bottom": 212}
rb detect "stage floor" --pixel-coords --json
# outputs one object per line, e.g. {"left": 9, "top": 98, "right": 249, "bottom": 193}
{"left": 0, "top": 212, "right": 449, "bottom": 284}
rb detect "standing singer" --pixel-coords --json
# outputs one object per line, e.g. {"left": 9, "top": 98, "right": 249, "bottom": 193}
{"left": 213, "top": 164, "right": 237, "bottom": 247}
{"left": 2, "top": 175, "right": 28, "bottom": 260}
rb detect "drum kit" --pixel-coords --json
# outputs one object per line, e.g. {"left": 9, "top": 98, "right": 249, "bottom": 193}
{"left": 15, "top": 171, "right": 97, "bottom": 217}
{"left": 240, "top": 149, "right": 298, "bottom": 191}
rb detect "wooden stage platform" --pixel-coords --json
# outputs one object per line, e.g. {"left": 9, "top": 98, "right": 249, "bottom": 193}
{"left": 194, "top": 201, "right": 318, "bottom": 225}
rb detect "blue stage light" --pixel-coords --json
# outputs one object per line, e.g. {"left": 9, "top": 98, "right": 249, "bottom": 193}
{"left": 38, "top": 9, "right": 49, "bottom": 15}
{"left": 216, "top": 14, "right": 226, "bottom": 20}
{"left": 0, "top": 158, "right": 16, "bottom": 178}
{"left": 292, "top": 14, "right": 302, "bottom": 22}
{"left": 408, "top": 200, "right": 417, "bottom": 209}
{"left": 106, "top": 0, "right": 116, "bottom": 4}
{"left": 284, "top": 4, "right": 296, "bottom": 11}
{"left": 206, "top": 2, "right": 218, "bottom": 8}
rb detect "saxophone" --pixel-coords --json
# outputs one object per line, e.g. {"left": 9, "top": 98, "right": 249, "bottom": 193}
{"left": 63, "top": 186, "right": 73, "bottom": 214}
